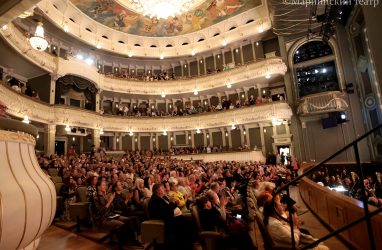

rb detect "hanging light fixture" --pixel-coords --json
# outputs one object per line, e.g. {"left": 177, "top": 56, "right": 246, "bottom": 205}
{"left": 163, "top": 130, "right": 167, "bottom": 136}
{"left": 100, "top": 128, "right": 104, "bottom": 135}
{"left": 196, "top": 128, "right": 201, "bottom": 134}
{"left": 29, "top": 22, "right": 48, "bottom": 51}
{"left": 65, "top": 125, "right": 71, "bottom": 132}
{"left": 129, "top": 131, "right": 134, "bottom": 136}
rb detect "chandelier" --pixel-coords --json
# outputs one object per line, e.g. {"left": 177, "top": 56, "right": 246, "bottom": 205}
{"left": 130, "top": 0, "right": 201, "bottom": 19}
{"left": 29, "top": 22, "right": 48, "bottom": 51}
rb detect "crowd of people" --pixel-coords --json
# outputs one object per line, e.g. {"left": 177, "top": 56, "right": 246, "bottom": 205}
{"left": 102, "top": 63, "right": 236, "bottom": 82}
{"left": 7, "top": 77, "right": 40, "bottom": 99}
{"left": 36, "top": 147, "right": 336, "bottom": 250}
{"left": 310, "top": 166, "right": 382, "bottom": 208}
{"left": 105, "top": 95, "right": 281, "bottom": 117}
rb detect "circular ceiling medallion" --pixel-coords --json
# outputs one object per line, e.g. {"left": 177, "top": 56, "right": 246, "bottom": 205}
{"left": 364, "top": 94, "right": 376, "bottom": 110}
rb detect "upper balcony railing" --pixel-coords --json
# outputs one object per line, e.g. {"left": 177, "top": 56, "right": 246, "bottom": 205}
{"left": 0, "top": 22, "right": 287, "bottom": 95}
{"left": 297, "top": 91, "right": 348, "bottom": 116}
{"left": 0, "top": 82, "right": 292, "bottom": 132}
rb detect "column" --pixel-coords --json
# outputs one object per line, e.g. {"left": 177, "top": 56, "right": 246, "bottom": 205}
{"left": 202, "top": 130, "right": 207, "bottom": 147}
{"left": 165, "top": 99, "right": 169, "bottom": 113}
{"left": 44, "top": 124, "right": 56, "bottom": 156}
{"left": 240, "top": 126, "right": 245, "bottom": 147}
{"left": 100, "top": 98, "right": 104, "bottom": 112}
{"left": 243, "top": 88, "right": 248, "bottom": 101}
{"left": 118, "top": 134, "right": 123, "bottom": 150}
{"left": 221, "top": 128, "right": 226, "bottom": 148}
{"left": 132, "top": 136, "right": 136, "bottom": 151}
{"left": 173, "top": 133, "right": 177, "bottom": 145}
{"left": 245, "top": 125, "right": 250, "bottom": 148}
{"left": 208, "top": 130, "right": 214, "bottom": 147}
{"left": 222, "top": 50, "right": 226, "bottom": 65}
{"left": 227, "top": 128, "right": 232, "bottom": 150}
{"left": 137, "top": 133, "right": 141, "bottom": 150}
{"left": 197, "top": 59, "right": 200, "bottom": 76}
{"left": 260, "top": 125, "right": 266, "bottom": 155}
{"left": 231, "top": 48, "right": 235, "bottom": 65}
{"left": 203, "top": 56, "right": 207, "bottom": 74}
{"left": 112, "top": 134, "right": 117, "bottom": 150}
{"left": 95, "top": 92, "right": 100, "bottom": 112}
{"left": 252, "top": 41, "right": 256, "bottom": 61}
{"left": 213, "top": 53, "right": 217, "bottom": 70}
{"left": 49, "top": 74, "right": 57, "bottom": 105}
{"left": 240, "top": 45, "right": 244, "bottom": 65}
{"left": 185, "top": 131, "right": 189, "bottom": 145}
{"left": 149, "top": 133, "right": 153, "bottom": 151}
{"left": 181, "top": 63, "right": 184, "bottom": 77}
{"left": 155, "top": 133, "right": 159, "bottom": 150}
{"left": 167, "top": 132, "right": 172, "bottom": 149}
{"left": 79, "top": 136, "right": 84, "bottom": 153}
{"left": 191, "top": 131, "right": 195, "bottom": 148}
{"left": 92, "top": 128, "right": 100, "bottom": 149}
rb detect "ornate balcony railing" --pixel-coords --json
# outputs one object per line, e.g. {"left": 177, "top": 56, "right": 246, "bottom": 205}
{"left": 297, "top": 91, "right": 348, "bottom": 116}
{"left": 0, "top": 83, "right": 293, "bottom": 132}
{"left": 0, "top": 22, "right": 287, "bottom": 95}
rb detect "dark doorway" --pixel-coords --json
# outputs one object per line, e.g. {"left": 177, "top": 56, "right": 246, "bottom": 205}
{"left": 55, "top": 141, "right": 65, "bottom": 156}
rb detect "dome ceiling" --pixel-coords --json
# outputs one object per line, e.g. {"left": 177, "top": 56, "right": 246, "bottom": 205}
{"left": 69, "top": 0, "right": 260, "bottom": 37}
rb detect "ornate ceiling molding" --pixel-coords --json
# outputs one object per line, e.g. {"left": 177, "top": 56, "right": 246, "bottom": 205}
{"left": 36, "top": 0, "right": 270, "bottom": 58}
{"left": 0, "top": 83, "right": 293, "bottom": 132}
{"left": 0, "top": 22, "right": 287, "bottom": 95}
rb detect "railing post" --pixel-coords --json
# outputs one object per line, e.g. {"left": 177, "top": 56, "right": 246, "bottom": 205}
{"left": 354, "top": 143, "right": 376, "bottom": 250}
{"left": 286, "top": 187, "right": 296, "bottom": 250}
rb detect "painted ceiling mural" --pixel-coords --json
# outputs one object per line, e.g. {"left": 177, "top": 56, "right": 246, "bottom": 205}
{"left": 69, "top": 0, "right": 260, "bottom": 37}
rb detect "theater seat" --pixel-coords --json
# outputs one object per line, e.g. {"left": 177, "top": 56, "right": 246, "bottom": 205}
{"left": 140, "top": 198, "right": 166, "bottom": 248}
{"left": 54, "top": 182, "right": 64, "bottom": 217}
{"left": 69, "top": 186, "right": 90, "bottom": 231}
{"left": 191, "top": 205, "right": 222, "bottom": 250}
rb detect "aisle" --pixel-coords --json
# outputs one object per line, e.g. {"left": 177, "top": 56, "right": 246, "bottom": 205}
{"left": 289, "top": 185, "right": 349, "bottom": 250}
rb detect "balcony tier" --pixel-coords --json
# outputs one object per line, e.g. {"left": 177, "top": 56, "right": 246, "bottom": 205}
{"left": 0, "top": 83, "right": 293, "bottom": 132}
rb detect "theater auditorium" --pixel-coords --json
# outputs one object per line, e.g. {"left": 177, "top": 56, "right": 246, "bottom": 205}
{"left": 0, "top": 0, "right": 381, "bottom": 249}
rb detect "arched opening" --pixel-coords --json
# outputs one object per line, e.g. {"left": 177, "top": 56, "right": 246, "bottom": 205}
{"left": 293, "top": 40, "right": 340, "bottom": 98}
{"left": 55, "top": 75, "right": 98, "bottom": 111}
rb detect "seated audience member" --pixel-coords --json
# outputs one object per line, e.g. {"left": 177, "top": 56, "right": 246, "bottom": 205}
{"left": 112, "top": 181, "right": 145, "bottom": 220}
{"left": 133, "top": 178, "right": 146, "bottom": 210}
{"left": 143, "top": 176, "right": 153, "bottom": 198}
{"left": 198, "top": 195, "right": 256, "bottom": 250}
{"left": 263, "top": 200, "right": 328, "bottom": 250}
{"left": 168, "top": 182, "right": 187, "bottom": 211}
{"left": 148, "top": 183, "right": 193, "bottom": 250}
{"left": 92, "top": 181, "right": 142, "bottom": 249}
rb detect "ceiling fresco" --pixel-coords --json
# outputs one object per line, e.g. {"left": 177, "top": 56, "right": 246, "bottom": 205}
{"left": 69, "top": 0, "right": 260, "bottom": 37}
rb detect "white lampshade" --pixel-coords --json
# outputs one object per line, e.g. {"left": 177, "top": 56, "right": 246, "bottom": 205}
{"left": 29, "top": 22, "right": 48, "bottom": 51}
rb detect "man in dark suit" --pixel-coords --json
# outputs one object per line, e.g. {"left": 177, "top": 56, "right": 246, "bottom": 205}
{"left": 148, "top": 184, "right": 193, "bottom": 250}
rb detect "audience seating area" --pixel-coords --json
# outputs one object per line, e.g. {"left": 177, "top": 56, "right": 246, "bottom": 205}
{"left": 39, "top": 148, "right": 312, "bottom": 250}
